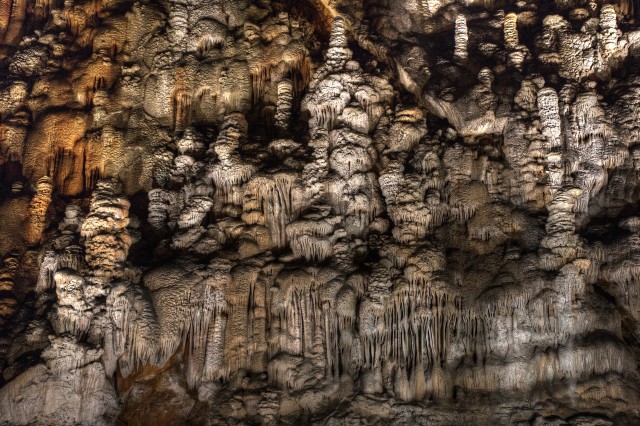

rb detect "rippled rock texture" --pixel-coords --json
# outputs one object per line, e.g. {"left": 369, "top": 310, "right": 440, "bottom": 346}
{"left": 1, "top": 0, "right": 640, "bottom": 424}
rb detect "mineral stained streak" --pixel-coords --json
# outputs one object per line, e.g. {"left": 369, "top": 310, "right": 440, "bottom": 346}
{"left": 1, "top": 0, "right": 640, "bottom": 424}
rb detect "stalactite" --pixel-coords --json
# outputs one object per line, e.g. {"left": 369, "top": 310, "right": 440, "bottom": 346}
{"left": 173, "top": 90, "right": 192, "bottom": 130}
{"left": 290, "top": 235, "right": 333, "bottom": 262}
{"left": 197, "top": 34, "right": 224, "bottom": 57}
{"left": 251, "top": 64, "right": 273, "bottom": 107}
{"left": 203, "top": 305, "right": 228, "bottom": 382}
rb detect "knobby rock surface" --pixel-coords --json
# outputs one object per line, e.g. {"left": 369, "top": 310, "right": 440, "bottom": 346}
{"left": 1, "top": 0, "right": 640, "bottom": 424}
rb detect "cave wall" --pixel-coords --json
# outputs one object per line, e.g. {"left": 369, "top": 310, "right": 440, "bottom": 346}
{"left": 1, "top": 0, "right": 640, "bottom": 424}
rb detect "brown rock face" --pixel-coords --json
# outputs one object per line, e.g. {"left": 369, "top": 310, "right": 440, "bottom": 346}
{"left": 1, "top": 0, "right": 640, "bottom": 424}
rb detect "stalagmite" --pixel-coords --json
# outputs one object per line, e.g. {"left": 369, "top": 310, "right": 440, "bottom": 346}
{"left": 80, "top": 179, "right": 131, "bottom": 281}
{"left": 540, "top": 187, "right": 583, "bottom": 270}
{"left": 504, "top": 12, "right": 519, "bottom": 49}
{"left": 537, "top": 87, "right": 562, "bottom": 149}
{"left": 325, "top": 16, "right": 352, "bottom": 72}
{"left": 454, "top": 14, "right": 468, "bottom": 62}
{"left": 600, "top": 5, "right": 619, "bottom": 52}
{"left": 0, "top": 254, "right": 19, "bottom": 325}
{"left": 168, "top": 1, "right": 189, "bottom": 50}
{"left": 274, "top": 79, "right": 293, "bottom": 135}
{"left": 24, "top": 177, "right": 53, "bottom": 244}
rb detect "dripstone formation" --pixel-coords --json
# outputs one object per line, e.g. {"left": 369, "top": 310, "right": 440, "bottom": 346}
{"left": 1, "top": 0, "right": 640, "bottom": 424}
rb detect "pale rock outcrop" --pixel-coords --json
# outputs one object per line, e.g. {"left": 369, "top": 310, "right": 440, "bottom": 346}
{"left": 51, "top": 268, "right": 92, "bottom": 337}
{"left": 0, "top": 336, "right": 119, "bottom": 426}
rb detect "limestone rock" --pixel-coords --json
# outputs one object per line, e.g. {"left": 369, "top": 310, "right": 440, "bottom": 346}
{"left": 0, "top": 1, "right": 639, "bottom": 425}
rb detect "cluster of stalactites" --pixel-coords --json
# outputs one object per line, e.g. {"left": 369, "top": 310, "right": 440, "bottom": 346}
{"left": 243, "top": 173, "right": 299, "bottom": 249}
{"left": 383, "top": 285, "right": 461, "bottom": 366}
{"left": 321, "top": 276, "right": 362, "bottom": 380}
{"left": 586, "top": 218, "right": 640, "bottom": 314}
{"left": 299, "top": 12, "right": 394, "bottom": 251}
{"left": 15, "top": 183, "right": 125, "bottom": 422}
{"left": 99, "top": 258, "right": 231, "bottom": 390}
{"left": 37, "top": 244, "right": 82, "bottom": 293}
{"left": 103, "top": 280, "right": 160, "bottom": 378}
{"left": 355, "top": 242, "right": 465, "bottom": 401}
{"left": 267, "top": 268, "right": 340, "bottom": 387}
{"left": 154, "top": 264, "right": 230, "bottom": 389}
{"left": 286, "top": 216, "right": 342, "bottom": 262}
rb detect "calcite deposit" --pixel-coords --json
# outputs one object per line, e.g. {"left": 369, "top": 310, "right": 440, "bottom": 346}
{"left": 1, "top": 0, "right": 640, "bottom": 424}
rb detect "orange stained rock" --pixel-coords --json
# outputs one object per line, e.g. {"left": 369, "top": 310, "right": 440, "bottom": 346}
{"left": 24, "top": 176, "right": 52, "bottom": 245}
{"left": 0, "top": 0, "right": 12, "bottom": 36}
{"left": 0, "top": 0, "right": 26, "bottom": 47}
{"left": 23, "top": 111, "right": 89, "bottom": 195}
{"left": 72, "top": 57, "right": 120, "bottom": 106}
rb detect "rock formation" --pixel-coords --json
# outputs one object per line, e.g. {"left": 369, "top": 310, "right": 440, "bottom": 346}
{"left": 1, "top": 0, "right": 640, "bottom": 424}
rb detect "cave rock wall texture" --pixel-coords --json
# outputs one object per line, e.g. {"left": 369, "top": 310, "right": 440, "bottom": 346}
{"left": 1, "top": 0, "right": 640, "bottom": 424}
